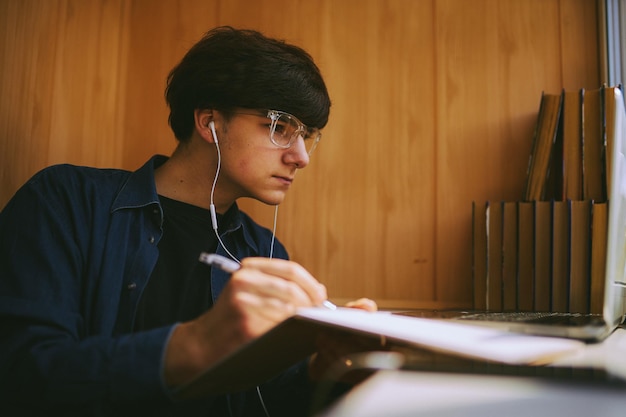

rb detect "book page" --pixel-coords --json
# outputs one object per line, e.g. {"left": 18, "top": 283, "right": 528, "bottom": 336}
{"left": 174, "top": 308, "right": 584, "bottom": 399}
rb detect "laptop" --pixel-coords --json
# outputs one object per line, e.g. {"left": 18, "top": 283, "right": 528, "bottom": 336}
{"left": 397, "top": 87, "right": 626, "bottom": 342}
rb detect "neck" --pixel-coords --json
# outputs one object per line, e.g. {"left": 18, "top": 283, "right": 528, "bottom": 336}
{"left": 155, "top": 142, "right": 233, "bottom": 212}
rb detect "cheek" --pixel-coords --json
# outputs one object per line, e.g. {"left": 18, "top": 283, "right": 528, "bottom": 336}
{"left": 236, "top": 146, "right": 266, "bottom": 173}
{"left": 234, "top": 155, "right": 259, "bottom": 181}
{"left": 237, "top": 158, "right": 250, "bottom": 173}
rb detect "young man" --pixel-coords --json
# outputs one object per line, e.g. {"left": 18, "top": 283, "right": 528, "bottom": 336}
{"left": 0, "top": 27, "right": 375, "bottom": 416}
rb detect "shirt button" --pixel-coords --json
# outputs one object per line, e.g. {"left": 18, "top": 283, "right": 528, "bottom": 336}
{"left": 149, "top": 236, "right": 155, "bottom": 244}
{"left": 127, "top": 282, "right": 137, "bottom": 290}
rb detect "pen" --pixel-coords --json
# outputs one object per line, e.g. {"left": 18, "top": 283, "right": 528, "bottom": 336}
{"left": 199, "top": 252, "right": 337, "bottom": 310}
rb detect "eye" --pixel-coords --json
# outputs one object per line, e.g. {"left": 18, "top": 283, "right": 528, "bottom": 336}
{"left": 273, "top": 121, "right": 289, "bottom": 136}
{"left": 303, "top": 128, "right": 319, "bottom": 140}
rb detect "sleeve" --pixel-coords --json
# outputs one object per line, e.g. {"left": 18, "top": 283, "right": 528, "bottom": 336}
{"left": 0, "top": 170, "right": 172, "bottom": 412}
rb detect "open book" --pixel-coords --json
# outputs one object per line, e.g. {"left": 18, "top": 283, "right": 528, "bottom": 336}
{"left": 173, "top": 307, "right": 584, "bottom": 399}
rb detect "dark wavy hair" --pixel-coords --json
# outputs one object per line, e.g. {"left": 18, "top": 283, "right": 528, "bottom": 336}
{"left": 165, "top": 26, "right": 331, "bottom": 142}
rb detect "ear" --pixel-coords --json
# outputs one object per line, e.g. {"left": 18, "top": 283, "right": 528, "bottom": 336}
{"left": 194, "top": 109, "right": 217, "bottom": 144}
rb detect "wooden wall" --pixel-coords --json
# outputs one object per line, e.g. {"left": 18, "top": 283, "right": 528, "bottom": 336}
{"left": 0, "top": 0, "right": 602, "bottom": 309}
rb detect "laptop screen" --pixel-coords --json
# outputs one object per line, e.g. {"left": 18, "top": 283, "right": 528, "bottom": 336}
{"left": 603, "top": 87, "right": 626, "bottom": 325}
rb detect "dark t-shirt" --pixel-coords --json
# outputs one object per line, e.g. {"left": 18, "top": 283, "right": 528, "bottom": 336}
{"left": 131, "top": 197, "right": 312, "bottom": 417}
{"left": 134, "top": 196, "right": 235, "bottom": 331}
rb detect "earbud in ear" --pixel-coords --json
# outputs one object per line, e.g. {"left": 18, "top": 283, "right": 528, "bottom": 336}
{"left": 208, "top": 121, "right": 218, "bottom": 144}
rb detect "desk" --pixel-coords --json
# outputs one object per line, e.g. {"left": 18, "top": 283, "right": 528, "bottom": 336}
{"left": 318, "top": 329, "right": 626, "bottom": 417}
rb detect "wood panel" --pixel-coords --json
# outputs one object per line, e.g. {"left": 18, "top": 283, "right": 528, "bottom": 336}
{"left": 0, "top": 0, "right": 61, "bottom": 194}
{"left": 433, "top": 0, "right": 600, "bottom": 304}
{"left": 0, "top": 0, "right": 601, "bottom": 309}
{"left": 0, "top": 0, "right": 130, "bottom": 175}
{"left": 122, "top": 0, "right": 219, "bottom": 170}
{"left": 560, "top": 0, "right": 601, "bottom": 90}
{"left": 436, "top": 0, "right": 561, "bottom": 301}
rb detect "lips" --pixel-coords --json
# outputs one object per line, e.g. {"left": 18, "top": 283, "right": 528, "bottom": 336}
{"left": 274, "top": 175, "right": 294, "bottom": 185}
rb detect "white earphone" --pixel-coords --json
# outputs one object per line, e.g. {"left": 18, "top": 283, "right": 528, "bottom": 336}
{"left": 207, "top": 120, "right": 233, "bottom": 255}
{"left": 208, "top": 120, "right": 218, "bottom": 143}
{"left": 207, "top": 117, "right": 278, "bottom": 264}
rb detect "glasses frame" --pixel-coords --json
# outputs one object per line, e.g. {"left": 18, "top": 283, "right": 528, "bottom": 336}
{"left": 232, "top": 109, "right": 322, "bottom": 155}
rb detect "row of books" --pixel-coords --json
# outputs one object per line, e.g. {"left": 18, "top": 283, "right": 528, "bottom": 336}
{"left": 524, "top": 86, "right": 618, "bottom": 202}
{"left": 472, "top": 200, "right": 607, "bottom": 314}
{"left": 473, "top": 86, "right": 619, "bottom": 313}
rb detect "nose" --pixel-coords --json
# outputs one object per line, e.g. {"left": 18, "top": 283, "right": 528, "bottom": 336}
{"left": 283, "top": 135, "right": 310, "bottom": 168}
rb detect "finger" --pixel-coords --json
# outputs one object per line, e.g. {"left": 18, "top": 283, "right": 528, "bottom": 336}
{"left": 240, "top": 257, "right": 327, "bottom": 305}
{"left": 211, "top": 279, "right": 303, "bottom": 341}
{"left": 232, "top": 289, "right": 299, "bottom": 324}
{"left": 344, "top": 298, "right": 378, "bottom": 312}
{"left": 230, "top": 267, "right": 314, "bottom": 309}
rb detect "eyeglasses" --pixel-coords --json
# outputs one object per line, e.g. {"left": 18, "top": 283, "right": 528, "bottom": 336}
{"left": 234, "top": 109, "right": 322, "bottom": 155}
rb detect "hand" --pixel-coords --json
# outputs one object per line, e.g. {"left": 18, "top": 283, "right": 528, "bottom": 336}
{"left": 164, "top": 257, "right": 327, "bottom": 386}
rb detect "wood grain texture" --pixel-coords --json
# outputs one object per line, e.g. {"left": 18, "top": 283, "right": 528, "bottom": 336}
{"left": 0, "top": 0, "right": 601, "bottom": 309}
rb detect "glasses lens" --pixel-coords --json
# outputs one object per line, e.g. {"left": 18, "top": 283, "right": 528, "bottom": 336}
{"left": 270, "top": 112, "right": 298, "bottom": 147}
{"left": 268, "top": 111, "right": 321, "bottom": 155}
{"left": 304, "top": 129, "right": 321, "bottom": 155}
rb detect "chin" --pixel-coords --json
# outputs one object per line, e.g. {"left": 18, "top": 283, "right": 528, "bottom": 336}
{"left": 262, "top": 198, "right": 285, "bottom": 206}
{"left": 258, "top": 192, "right": 286, "bottom": 206}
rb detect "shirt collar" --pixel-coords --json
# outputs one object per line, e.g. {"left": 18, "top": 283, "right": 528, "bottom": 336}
{"left": 111, "top": 155, "right": 166, "bottom": 213}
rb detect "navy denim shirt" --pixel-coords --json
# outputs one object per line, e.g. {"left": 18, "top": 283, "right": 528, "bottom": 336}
{"left": 0, "top": 156, "right": 311, "bottom": 415}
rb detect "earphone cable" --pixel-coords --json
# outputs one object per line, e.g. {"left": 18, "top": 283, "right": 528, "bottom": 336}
{"left": 269, "top": 205, "right": 278, "bottom": 259}
{"left": 256, "top": 385, "right": 271, "bottom": 417}
{"left": 209, "top": 122, "right": 241, "bottom": 264}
